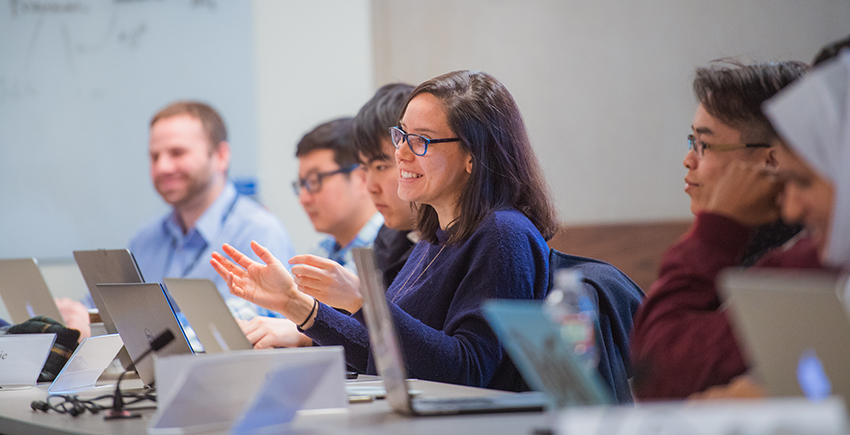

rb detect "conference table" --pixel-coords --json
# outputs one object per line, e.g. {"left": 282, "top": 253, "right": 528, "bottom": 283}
{"left": 0, "top": 377, "right": 557, "bottom": 435}
{"left": 2, "top": 376, "right": 848, "bottom": 434}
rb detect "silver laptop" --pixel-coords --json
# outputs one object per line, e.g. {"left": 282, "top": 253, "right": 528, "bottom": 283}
{"left": 720, "top": 269, "right": 850, "bottom": 399}
{"left": 163, "top": 278, "right": 252, "bottom": 353}
{"left": 95, "top": 283, "right": 194, "bottom": 387}
{"left": 352, "top": 247, "right": 547, "bottom": 416}
{"left": 73, "top": 249, "right": 145, "bottom": 369}
{"left": 0, "top": 258, "right": 64, "bottom": 324}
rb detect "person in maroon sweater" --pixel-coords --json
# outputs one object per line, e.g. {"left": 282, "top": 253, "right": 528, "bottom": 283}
{"left": 631, "top": 60, "right": 813, "bottom": 400}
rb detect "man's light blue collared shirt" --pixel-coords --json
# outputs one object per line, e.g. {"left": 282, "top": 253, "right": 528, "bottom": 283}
{"left": 313, "top": 212, "right": 385, "bottom": 272}
{"left": 130, "top": 182, "right": 296, "bottom": 320}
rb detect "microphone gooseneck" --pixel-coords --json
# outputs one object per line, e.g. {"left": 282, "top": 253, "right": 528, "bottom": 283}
{"left": 104, "top": 328, "right": 174, "bottom": 420}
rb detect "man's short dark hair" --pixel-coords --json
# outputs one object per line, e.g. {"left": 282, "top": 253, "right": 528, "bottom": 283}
{"left": 150, "top": 101, "right": 227, "bottom": 151}
{"left": 693, "top": 60, "right": 808, "bottom": 142}
{"left": 295, "top": 117, "right": 359, "bottom": 168}
{"left": 351, "top": 83, "right": 415, "bottom": 162}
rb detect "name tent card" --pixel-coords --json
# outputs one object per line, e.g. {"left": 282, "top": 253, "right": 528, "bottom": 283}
{"left": 0, "top": 334, "right": 56, "bottom": 389}
{"left": 49, "top": 333, "right": 124, "bottom": 394}
{"left": 557, "top": 397, "right": 850, "bottom": 435}
{"left": 148, "top": 347, "right": 347, "bottom": 434}
{"left": 232, "top": 358, "right": 339, "bottom": 435}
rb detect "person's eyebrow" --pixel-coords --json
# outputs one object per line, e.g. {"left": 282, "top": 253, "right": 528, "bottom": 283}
{"left": 398, "top": 121, "right": 441, "bottom": 137}
{"left": 413, "top": 128, "right": 441, "bottom": 136}
{"left": 692, "top": 126, "right": 714, "bottom": 136}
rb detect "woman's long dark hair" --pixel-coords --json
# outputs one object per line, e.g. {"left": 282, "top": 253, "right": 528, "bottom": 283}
{"left": 401, "top": 70, "right": 558, "bottom": 244}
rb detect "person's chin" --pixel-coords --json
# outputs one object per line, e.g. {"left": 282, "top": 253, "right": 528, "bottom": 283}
{"left": 382, "top": 215, "right": 405, "bottom": 231}
{"left": 689, "top": 202, "right": 704, "bottom": 216}
{"left": 308, "top": 217, "right": 325, "bottom": 232}
{"left": 160, "top": 191, "right": 186, "bottom": 206}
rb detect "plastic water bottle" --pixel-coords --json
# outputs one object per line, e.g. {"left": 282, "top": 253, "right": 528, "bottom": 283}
{"left": 543, "top": 269, "right": 598, "bottom": 373}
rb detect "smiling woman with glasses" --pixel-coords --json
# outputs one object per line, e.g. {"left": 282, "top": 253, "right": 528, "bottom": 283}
{"left": 211, "top": 70, "right": 558, "bottom": 392}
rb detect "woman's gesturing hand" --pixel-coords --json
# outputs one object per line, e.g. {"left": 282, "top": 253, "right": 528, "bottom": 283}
{"left": 289, "top": 255, "right": 363, "bottom": 313}
{"left": 237, "top": 317, "right": 313, "bottom": 349}
{"left": 211, "top": 241, "right": 306, "bottom": 319}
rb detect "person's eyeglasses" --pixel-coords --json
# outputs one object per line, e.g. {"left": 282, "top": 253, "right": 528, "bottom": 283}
{"left": 687, "top": 134, "right": 771, "bottom": 158}
{"left": 389, "top": 126, "right": 460, "bottom": 156}
{"left": 292, "top": 164, "right": 360, "bottom": 195}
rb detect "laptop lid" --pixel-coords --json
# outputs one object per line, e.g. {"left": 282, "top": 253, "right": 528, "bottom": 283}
{"left": 73, "top": 249, "right": 145, "bottom": 332}
{"left": 0, "top": 258, "right": 64, "bottom": 324}
{"left": 95, "top": 283, "right": 194, "bottom": 387}
{"left": 482, "top": 299, "right": 612, "bottom": 407}
{"left": 351, "top": 247, "right": 417, "bottom": 414}
{"left": 163, "top": 278, "right": 252, "bottom": 353}
{"left": 73, "top": 249, "right": 144, "bottom": 369}
{"left": 719, "top": 269, "right": 850, "bottom": 399}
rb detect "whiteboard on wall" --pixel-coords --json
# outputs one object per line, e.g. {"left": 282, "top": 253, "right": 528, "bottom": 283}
{"left": 0, "top": 0, "right": 258, "bottom": 259}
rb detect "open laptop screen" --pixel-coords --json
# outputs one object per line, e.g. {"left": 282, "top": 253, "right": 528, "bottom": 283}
{"left": 720, "top": 269, "right": 850, "bottom": 399}
{"left": 96, "top": 283, "right": 194, "bottom": 387}
{"left": 73, "top": 249, "right": 146, "bottom": 370}
{"left": 0, "top": 258, "right": 64, "bottom": 324}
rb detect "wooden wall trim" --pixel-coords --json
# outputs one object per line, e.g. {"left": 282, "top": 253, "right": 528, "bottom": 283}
{"left": 548, "top": 220, "right": 693, "bottom": 293}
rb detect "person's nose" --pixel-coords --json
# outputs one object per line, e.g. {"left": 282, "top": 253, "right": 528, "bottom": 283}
{"left": 298, "top": 187, "right": 312, "bottom": 206}
{"left": 366, "top": 175, "right": 381, "bottom": 195}
{"left": 683, "top": 149, "right": 698, "bottom": 170}
{"left": 395, "top": 139, "right": 414, "bottom": 162}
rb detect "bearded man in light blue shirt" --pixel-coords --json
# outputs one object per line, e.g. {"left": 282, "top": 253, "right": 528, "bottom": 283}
{"left": 131, "top": 101, "right": 295, "bottom": 321}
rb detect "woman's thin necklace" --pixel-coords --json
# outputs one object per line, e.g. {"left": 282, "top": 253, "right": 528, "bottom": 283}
{"left": 391, "top": 244, "right": 446, "bottom": 303}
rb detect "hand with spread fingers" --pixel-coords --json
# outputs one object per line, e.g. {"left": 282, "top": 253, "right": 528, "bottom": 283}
{"left": 211, "top": 241, "right": 317, "bottom": 328}
{"left": 55, "top": 297, "right": 91, "bottom": 341}
{"left": 707, "top": 161, "right": 784, "bottom": 227}
{"left": 289, "top": 254, "right": 363, "bottom": 313}
{"left": 237, "top": 317, "right": 313, "bottom": 349}
{"left": 688, "top": 375, "right": 765, "bottom": 401}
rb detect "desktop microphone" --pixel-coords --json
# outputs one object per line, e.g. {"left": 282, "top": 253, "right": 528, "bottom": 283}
{"left": 104, "top": 328, "right": 174, "bottom": 420}
{"left": 134, "top": 329, "right": 175, "bottom": 364}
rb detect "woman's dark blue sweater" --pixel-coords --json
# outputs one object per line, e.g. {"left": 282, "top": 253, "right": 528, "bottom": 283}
{"left": 304, "top": 209, "right": 549, "bottom": 392}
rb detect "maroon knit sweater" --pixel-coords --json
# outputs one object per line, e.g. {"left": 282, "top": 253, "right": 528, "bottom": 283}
{"left": 630, "top": 212, "right": 822, "bottom": 400}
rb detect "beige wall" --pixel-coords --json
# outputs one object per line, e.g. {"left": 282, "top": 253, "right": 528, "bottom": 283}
{"left": 10, "top": 1, "right": 848, "bottom": 303}
{"left": 253, "top": 0, "right": 375, "bottom": 253}
{"left": 371, "top": 0, "right": 850, "bottom": 225}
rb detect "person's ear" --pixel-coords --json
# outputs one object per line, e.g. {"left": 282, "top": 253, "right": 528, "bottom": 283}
{"left": 215, "top": 141, "right": 231, "bottom": 173}
{"left": 465, "top": 155, "right": 473, "bottom": 174}
{"left": 766, "top": 148, "right": 779, "bottom": 169}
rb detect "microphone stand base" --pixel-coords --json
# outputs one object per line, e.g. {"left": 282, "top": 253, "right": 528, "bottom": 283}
{"left": 104, "top": 410, "right": 142, "bottom": 420}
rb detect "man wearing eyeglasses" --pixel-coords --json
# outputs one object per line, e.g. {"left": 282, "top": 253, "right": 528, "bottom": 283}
{"left": 238, "top": 117, "right": 383, "bottom": 348}
{"left": 292, "top": 117, "right": 383, "bottom": 269}
{"left": 631, "top": 61, "right": 817, "bottom": 400}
